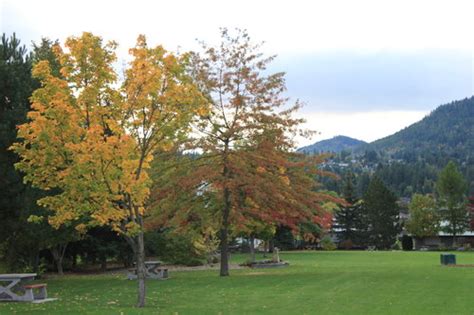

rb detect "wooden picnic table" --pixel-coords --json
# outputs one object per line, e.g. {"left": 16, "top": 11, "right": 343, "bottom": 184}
{"left": 0, "top": 273, "right": 37, "bottom": 302}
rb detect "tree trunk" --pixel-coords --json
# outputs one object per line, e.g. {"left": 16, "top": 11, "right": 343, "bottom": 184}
{"left": 136, "top": 230, "right": 146, "bottom": 307}
{"left": 71, "top": 254, "right": 77, "bottom": 271}
{"left": 269, "top": 239, "right": 275, "bottom": 253}
{"left": 56, "top": 259, "right": 64, "bottom": 276}
{"left": 452, "top": 221, "right": 457, "bottom": 248}
{"left": 50, "top": 244, "right": 67, "bottom": 276}
{"left": 249, "top": 235, "right": 256, "bottom": 263}
{"left": 123, "top": 231, "right": 146, "bottom": 308}
{"left": 32, "top": 251, "right": 40, "bottom": 274}
{"left": 100, "top": 256, "right": 107, "bottom": 272}
{"left": 220, "top": 186, "right": 231, "bottom": 277}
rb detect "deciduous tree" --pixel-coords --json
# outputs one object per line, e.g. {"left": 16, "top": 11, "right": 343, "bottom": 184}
{"left": 12, "top": 32, "right": 204, "bottom": 307}
{"left": 436, "top": 161, "right": 468, "bottom": 246}
{"left": 184, "top": 29, "right": 339, "bottom": 276}
{"left": 405, "top": 193, "right": 440, "bottom": 247}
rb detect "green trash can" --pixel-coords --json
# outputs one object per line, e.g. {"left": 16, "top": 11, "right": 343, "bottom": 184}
{"left": 440, "top": 253, "right": 456, "bottom": 265}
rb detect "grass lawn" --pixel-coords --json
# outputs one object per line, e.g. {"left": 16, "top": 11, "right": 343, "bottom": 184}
{"left": 1, "top": 251, "right": 474, "bottom": 314}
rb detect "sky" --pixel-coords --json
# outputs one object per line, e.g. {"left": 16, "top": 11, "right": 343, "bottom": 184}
{"left": 2, "top": 0, "right": 473, "bottom": 146}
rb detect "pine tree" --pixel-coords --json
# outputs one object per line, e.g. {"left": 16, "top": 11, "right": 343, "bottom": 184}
{"left": 362, "top": 176, "right": 400, "bottom": 249}
{"left": 0, "top": 33, "right": 38, "bottom": 269}
{"left": 334, "top": 172, "right": 364, "bottom": 248}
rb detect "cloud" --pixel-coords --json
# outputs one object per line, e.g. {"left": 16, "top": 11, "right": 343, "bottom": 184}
{"left": 274, "top": 50, "right": 473, "bottom": 112}
{"left": 2, "top": 0, "right": 474, "bottom": 54}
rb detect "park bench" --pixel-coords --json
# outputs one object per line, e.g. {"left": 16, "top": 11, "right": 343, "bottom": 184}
{"left": 23, "top": 283, "right": 48, "bottom": 300}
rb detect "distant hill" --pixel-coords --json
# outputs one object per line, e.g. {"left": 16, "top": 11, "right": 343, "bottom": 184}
{"left": 313, "top": 96, "right": 474, "bottom": 197}
{"left": 298, "top": 135, "right": 367, "bottom": 154}
{"left": 368, "top": 96, "right": 474, "bottom": 164}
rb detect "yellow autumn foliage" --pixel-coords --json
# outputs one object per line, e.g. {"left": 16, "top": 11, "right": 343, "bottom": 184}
{"left": 11, "top": 32, "right": 208, "bottom": 238}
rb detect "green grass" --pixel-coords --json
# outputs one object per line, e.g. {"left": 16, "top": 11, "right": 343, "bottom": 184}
{"left": 1, "top": 251, "right": 474, "bottom": 314}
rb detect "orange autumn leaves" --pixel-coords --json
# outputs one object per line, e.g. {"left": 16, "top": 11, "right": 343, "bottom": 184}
{"left": 12, "top": 32, "right": 207, "bottom": 236}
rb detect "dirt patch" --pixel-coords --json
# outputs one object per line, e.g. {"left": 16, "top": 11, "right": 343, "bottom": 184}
{"left": 243, "top": 272, "right": 266, "bottom": 276}
{"left": 166, "top": 263, "right": 246, "bottom": 272}
{"left": 43, "top": 263, "right": 247, "bottom": 277}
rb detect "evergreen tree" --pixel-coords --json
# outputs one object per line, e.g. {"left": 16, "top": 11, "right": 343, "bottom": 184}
{"left": 0, "top": 33, "right": 37, "bottom": 269}
{"left": 436, "top": 161, "right": 468, "bottom": 245}
{"left": 1, "top": 35, "right": 80, "bottom": 273}
{"left": 334, "top": 172, "right": 364, "bottom": 247}
{"left": 356, "top": 172, "right": 371, "bottom": 198}
{"left": 362, "top": 176, "right": 400, "bottom": 249}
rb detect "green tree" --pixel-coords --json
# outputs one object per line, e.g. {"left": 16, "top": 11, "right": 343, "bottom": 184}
{"left": 334, "top": 172, "right": 364, "bottom": 247}
{"left": 0, "top": 33, "right": 33, "bottom": 258}
{"left": 362, "top": 176, "right": 400, "bottom": 249}
{"left": 0, "top": 34, "right": 49, "bottom": 272}
{"left": 0, "top": 35, "right": 81, "bottom": 275}
{"left": 436, "top": 161, "right": 468, "bottom": 246}
{"left": 405, "top": 194, "right": 440, "bottom": 247}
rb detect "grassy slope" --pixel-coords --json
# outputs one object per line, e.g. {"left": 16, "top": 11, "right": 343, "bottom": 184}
{"left": 1, "top": 251, "right": 474, "bottom": 315}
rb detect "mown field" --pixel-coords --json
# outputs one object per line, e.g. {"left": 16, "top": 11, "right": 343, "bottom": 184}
{"left": 1, "top": 251, "right": 474, "bottom": 314}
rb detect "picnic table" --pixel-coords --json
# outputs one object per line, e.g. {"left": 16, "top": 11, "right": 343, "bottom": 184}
{"left": 0, "top": 273, "right": 38, "bottom": 302}
{"left": 127, "top": 261, "right": 169, "bottom": 280}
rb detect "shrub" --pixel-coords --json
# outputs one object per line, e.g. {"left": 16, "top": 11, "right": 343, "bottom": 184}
{"left": 145, "top": 229, "right": 205, "bottom": 266}
{"left": 392, "top": 239, "right": 402, "bottom": 250}
{"left": 320, "top": 236, "right": 336, "bottom": 251}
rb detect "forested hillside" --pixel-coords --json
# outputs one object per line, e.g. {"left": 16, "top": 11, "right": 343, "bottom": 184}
{"left": 370, "top": 97, "right": 474, "bottom": 165}
{"left": 304, "top": 97, "right": 474, "bottom": 197}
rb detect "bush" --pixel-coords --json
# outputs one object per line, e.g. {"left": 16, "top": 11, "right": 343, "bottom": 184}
{"left": 145, "top": 229, "right": 205, "bottom": 266}
{"left": 320, "top": 236, "right": 336, "bottom": 251}
{"left": 392, "top": 239, "right": 402, "bottom": 250}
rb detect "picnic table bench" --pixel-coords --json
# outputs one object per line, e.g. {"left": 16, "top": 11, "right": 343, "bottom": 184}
{"left": 24, "top": 283, "right": 48, "bottom": 300}
{"left": 0, "top": 273, "right": 44, "bottom": 302}
{"left": 127, "top": 261, "right": 169, "bottom": 280}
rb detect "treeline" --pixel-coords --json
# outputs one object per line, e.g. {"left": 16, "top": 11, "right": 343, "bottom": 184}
{"left": 332, "top": 161, "right": 473, "bottom": 250}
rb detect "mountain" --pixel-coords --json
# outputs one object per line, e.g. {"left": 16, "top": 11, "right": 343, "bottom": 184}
{"left": 298, "top": 135, "right": 367, "bottom": 154}
{"left": 367, "top": 96, "right": 474, "bottom": 163}
{"left": 304, "top": 96, "right": 474, "bottom": 197}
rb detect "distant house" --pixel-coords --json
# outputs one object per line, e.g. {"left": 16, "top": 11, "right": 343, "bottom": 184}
{"left": 330, "top": 197, "right": 474, "bottom": 250}
{"left": 413, "top": 216, "right": 474, "bottom": 249}
{"left": 413, "top": 230, "right": 474, "bottom": 250}
{"left": 402, "top": 196, "right": 474, "bottom": 249}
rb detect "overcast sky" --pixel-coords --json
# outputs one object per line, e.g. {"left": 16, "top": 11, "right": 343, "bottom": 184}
{"left": 2, "top": 0, "right": 473, "bottom": 145}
